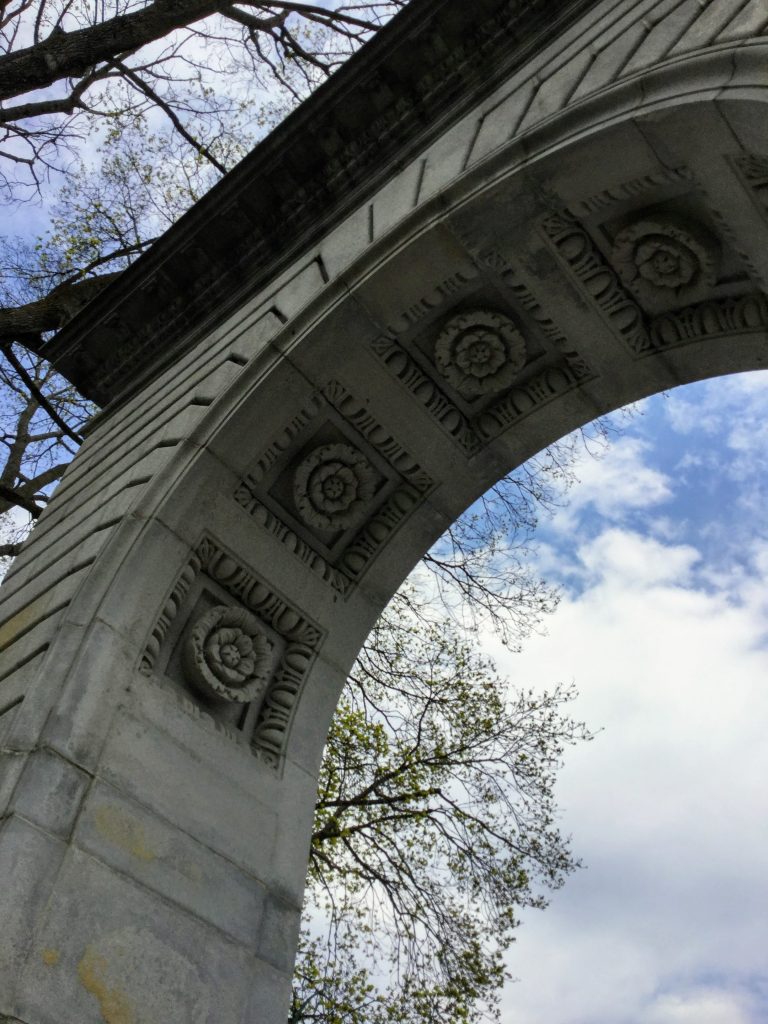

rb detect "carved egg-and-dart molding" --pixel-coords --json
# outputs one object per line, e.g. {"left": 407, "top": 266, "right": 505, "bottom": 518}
{"left": 433, "top": 309, "right": 527, "bottom": 399}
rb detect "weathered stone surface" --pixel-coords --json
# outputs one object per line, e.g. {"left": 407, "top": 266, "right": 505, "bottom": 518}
{"left": 1, "top": 0, "right": 767, "bottom": 1021}
{"left": 14, "top": 849, "right": 258, "bottom": 1024}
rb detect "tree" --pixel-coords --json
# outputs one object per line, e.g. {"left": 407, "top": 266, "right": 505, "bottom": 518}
{"left": 284, "top": 441, "right": 598, "bottom": 1024}
{"left": 0, "top": 6, "right": 605, "bottom": 1019}
{"left": 0, "top": 1, "right": 405, "bottom": 206}
{"left": 292, "top": 599, "right": 592, "bottom": 1023}
{"left": 0, "top": 1, "right": 407, "bottom": 350}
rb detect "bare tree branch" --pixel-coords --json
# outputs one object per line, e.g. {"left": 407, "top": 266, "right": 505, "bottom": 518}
{"left": 1, "top": 345, "right": 83, "bottom": 443}
{"left": 0, "top": 0, "right": 227, "bottom": 102}
{"left": 0, "top": 272, "right": 121, "bottom": 347}
{"left": 110, "top": 57, "right": 228, "bottom": 174}
{"left": 0, "top": 481, "right": 40, "bottom": 517}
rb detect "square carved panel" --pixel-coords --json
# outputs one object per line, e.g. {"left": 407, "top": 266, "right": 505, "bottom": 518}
{"left": 234, "top": 382, "right": 434, "bottom": 595}
{"left": 139, "top": 534, "right": 325, "bottom": 770}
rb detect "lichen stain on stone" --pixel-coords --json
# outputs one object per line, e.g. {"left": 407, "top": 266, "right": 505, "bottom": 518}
{"left": 0, "top": 599, "right": 44, "bottom": 649}
{"left": 41, "top": 948, "right": 60, "bottom": 966}
{"left": 77, "top": 948, "right": 135, "bottom": 1024}
{"left": 94, "top": 805, "right": 156, "bottom": 862}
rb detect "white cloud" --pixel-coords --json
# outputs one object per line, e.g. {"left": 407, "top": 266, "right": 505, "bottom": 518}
{"left": 489, "top": 526, "right": 768, "bottom": 1024}
{"left": 638, "top": 988, "right": 756, "bottom": 1024}
{"left": 550, "top": 437, "right": 672, "bottom": 534}
{"left": 576, "top": 527, "right": 700, "bottom": 586}
{"left": 664, "top": 372, "right": 768, "bottom": 467}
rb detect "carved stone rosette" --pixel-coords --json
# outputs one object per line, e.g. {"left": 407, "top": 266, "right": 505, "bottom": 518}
{"left": 293, "top": 442, "right": 375, "bottom": 531}
{"left": 611, "top": 216, "right": 719, "bottom": 311}
{"left": 183, "top": 604, "right": 275, "bottom": 703}
{"left": 234, "top": 383, "right": 434, "bottom": 595}
{"left": 141, "top": 536, "right": 325, "bottom": 768}
{"left": 433, "top": 309, "right": 526, "bottom": 398}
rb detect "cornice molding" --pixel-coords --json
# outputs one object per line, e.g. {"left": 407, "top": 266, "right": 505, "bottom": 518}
{"left": 44, "top": 0, "right": 596, "bottom": 406}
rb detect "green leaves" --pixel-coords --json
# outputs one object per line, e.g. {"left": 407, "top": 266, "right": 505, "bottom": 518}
{"left": 296, "top": 575, "right": 594, "bottom": 1024}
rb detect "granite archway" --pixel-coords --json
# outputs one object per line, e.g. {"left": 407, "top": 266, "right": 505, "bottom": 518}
{"left": 1, "top": 0, "right": 767, "bottom": 1020}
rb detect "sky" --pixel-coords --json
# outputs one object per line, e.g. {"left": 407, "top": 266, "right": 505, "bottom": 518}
{"left": 489, "top": 370, "right": 768, "bottom": 1024}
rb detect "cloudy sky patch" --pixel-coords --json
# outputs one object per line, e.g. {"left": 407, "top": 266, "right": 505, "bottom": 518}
{"left": 492, "top": 371, "right": 768, "bottom": 1024}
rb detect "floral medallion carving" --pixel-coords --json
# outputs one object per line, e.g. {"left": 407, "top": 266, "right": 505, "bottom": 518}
{"left": 611, "top": 216, "right": 719, "bottom": 311}
{"left": 140, "top": 536, "right": 324, "bottom": 769}
{"left": 235, "top": 384, "right": 434, "bottom": 595}
{"left": 183, "top": 604, "right": 274, "bottom": 703}
{"left": 433, "top": 309, "right": 526, "bottom": 397}
{"left": 293, "top": 442, "right": 375, "bottom": 531}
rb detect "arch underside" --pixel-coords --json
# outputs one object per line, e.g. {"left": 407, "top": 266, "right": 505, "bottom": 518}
{"left": 1, "top": 2, "right": 767, "bottom": 1021}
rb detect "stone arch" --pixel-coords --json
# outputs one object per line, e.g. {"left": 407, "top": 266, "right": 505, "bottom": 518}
{"left": 1, "top": 1, "right": 767, "bottom": 1021}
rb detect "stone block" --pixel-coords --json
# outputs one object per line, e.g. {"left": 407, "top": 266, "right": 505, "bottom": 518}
{"left": 319, "top": 204, "right": 371, "bottom": 283}
{"left": 8, "top": 748, "right": 90, "bottom": 840}
{"left": 0, "top": 750, "right": 24, "bottom": 817}
{"left": 348, "top": 224, "right": 477, "bottom": 332}
{"left": 717, "top": 0, "right": 768, "bottom": 43}
{"left": 14, "top": 847, "right": 260, "bottom": 1024}
{"left": 74, "top": 780, "right": 267, "bottom": 947}
{"left": 570, "top": 22, "right": 648, "bottom": 102}
{"left": 241, "top": 958, "right": 294, "bottom": 1024}
{"left": 0, "top": 817, "right": 67, "bottom": 1008}
{"left": 41, "top": 617, "right": 144, "bottom": 771}
{"left": 469, "top": 83, "right": 536, "bottom": 165}
{"left": 258, "top": 892, "right": 302, "bottom": 974}
{"left": 669, "top": 0, "right": 746, "bottom": 54}
{"left": 419, "top": 112, "right": 490, "bottom": 202}
{"left": 96, "top": 705, "right": 279, "bottom": 881}
{"left": 203, "top": 355, "right": 317, "bottom": 479}
{"left": 518, "top": 50, "right": 594, "bottom": 135}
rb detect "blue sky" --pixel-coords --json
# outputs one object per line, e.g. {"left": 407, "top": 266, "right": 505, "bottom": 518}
{"left": 488, "top": 370, "right": 768, "bottom": 1024}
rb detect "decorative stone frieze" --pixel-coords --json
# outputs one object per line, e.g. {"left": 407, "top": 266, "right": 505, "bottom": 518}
{"left": 541, "top": 209, "right": 652, "bottom": 354}
{"left": 542, "top": 208, "right": 768, "bottom": 358}
{"left": 139, "top": 535, "right": 324, "bottom": 768}
{"left": 234, "top": 382, "right": 434, "bottom": 595}
{"left": 650, "top": 292, "right": 768, "bottom": 348}
{"left": 368, "top": 249, "right": 596, "bottom": 454}
{"left": 474, "top": 353, "right": 594, "bottom": 439}
{"left": 573, "top": 168, "right": 695, "bottom": 217}
{"left": 433, "top": 309, "right": 527, "bottom": 397}
{"left": 734, "top": 153, "right": 768, "bottom": 215}
{"left": 46, "top": 0, "right": 606, "bottom": 405}
{"left": 611, "top": 216, "right": 719, "bottom": 312}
